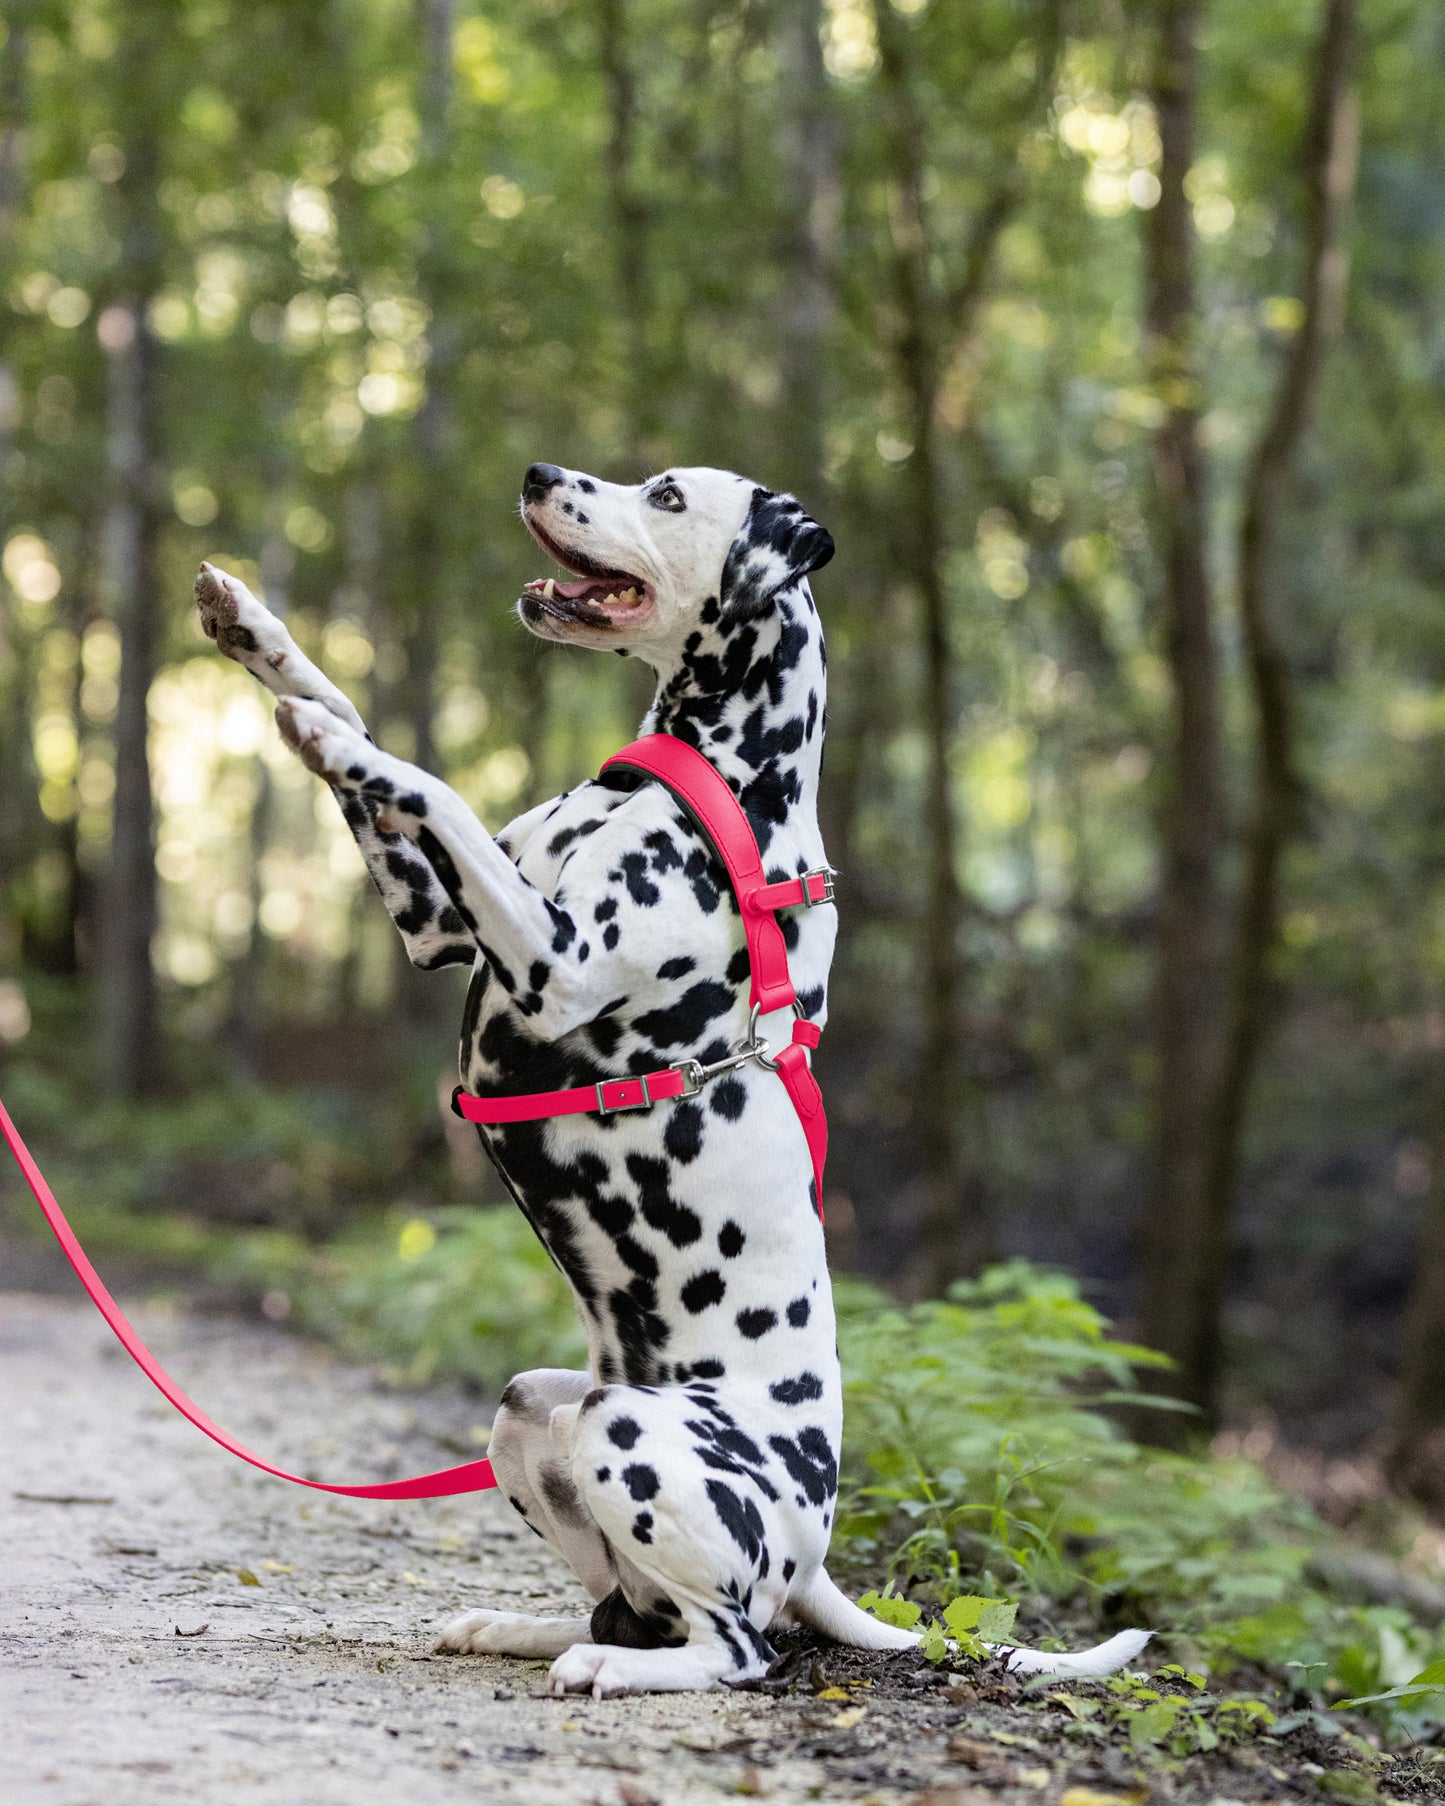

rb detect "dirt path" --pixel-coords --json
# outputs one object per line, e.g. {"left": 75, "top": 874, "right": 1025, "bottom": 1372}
{"left": 4, "top": 1290, "right": 1426, "bottom": 1806}
{"left": 0, "top": 1290, "right": 964, "bottom": 1806}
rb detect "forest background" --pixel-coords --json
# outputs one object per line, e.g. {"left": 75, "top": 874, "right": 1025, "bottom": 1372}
{"left": 6, "top": 0, "right": 1445, "bottom": 1682}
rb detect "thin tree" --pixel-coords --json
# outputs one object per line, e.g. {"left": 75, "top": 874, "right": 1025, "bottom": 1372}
{"left": 774, "top": 0, "right": 838, "bottom": 504}
{"left": 1197, "top": 0, "right": 1360, "bottom": 1417}
{"left": 868, "top": 0, "right": 1062, "bottom": 1292}
{"left": 1137, "top": 0, "right": 1360, "bottom": 1430}
{"left": 96, "top": 3, "right": 172, "bottom": 1097}
{"left": 1134, "top": 0, "right": 1224, "bottom": 1424}
{"left": 1390, "top": 1072, "right": 1445, "bottom": 1512}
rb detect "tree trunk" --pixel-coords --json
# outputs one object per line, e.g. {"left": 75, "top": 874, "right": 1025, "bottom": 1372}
{"left": 871, "top": 3, "right": 1058, "bottom": 1290}
{"left": 871, "top": 1, "right": 977, "bottom": 1289}
{"left": 96, "top": 40, "right": 165, "bottom": 1097}
{"left": 596, "top": 0, "right": 652, "bottom": 465}
{"left": 1135, "top": 0, "right": 1223, "bottom": 1429}
{"left": 1390, "top": 1071, "right": 1445, "bottom": 1512}
{"left": 1196, "top": 0, "right": 1359, "bottom": 1419}
{"left": 773, "top": 0, "right": 837, "bottom": 502}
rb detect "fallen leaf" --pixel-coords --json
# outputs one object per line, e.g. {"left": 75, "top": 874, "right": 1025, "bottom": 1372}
{"left": 260, "top": 1561, "right": 293, "bottom": 1574}
{"left": 943, "top": 1681, "right": 979, "bottom": 1705}
{"left": 1019, "top": 1768, "right": 1051, "bottom": 1789}
{"left": 815, "top": 1685, "right": 850, "bottom": 1700}
{"left": 1059, "top": 1789, "right": 1150, "bottom": 1806}
{"left": 945, "top": 1736, "right": 998, "bottom": 1767}
{"left": 829, "top": 1705, "right": 868, "bottom": 1729}
{"left": 13, "top": 1492, "right": 115, "bottom": 1506}
{"left": 617, "top": 1783, "right": 659, "bottom": 1806}
{"left": 173, "top": 1623, "right": 208, "bottom": 1638}
{"left": 235, "top": 1568, "right": 261, "bottom": 1587}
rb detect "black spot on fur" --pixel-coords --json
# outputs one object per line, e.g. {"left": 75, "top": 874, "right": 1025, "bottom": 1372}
{"left": 633, "top": 980, "right": 734, "bottom": 1050}
{"left": 657, "top": 955, "right": 695, "bottom": 979}
{"left": 607, "top": 1416, "right": 642, "bottom": 1450}
{"left": 663, "top": 1100, "right": 704, "bottom": 1163}
{"left": 709, "top": 1076, "right": 747, "bottom": 1121}
{"left": 770, "top": 1371, "right": 824, "bottom": 1406}
{"left": 786, "top": 1295, "right": 811, "bottom": 1328}
{"left": 718, "top": 1221, "right": 745, "bottom": 1259}
{"left": 622, "top": 1462, "right": 659, "bottom": 1501}
{"left": 589, "top": 1586, "right": 685, "bottom": 1649}
{"left": 704, "top": 1479, "right": 766, "bottom": 1565}
{"left": 681, "top": 1269, "right": 726, "bottom": 1313}
{"left": 632, "top": 1511, "right": 654, "bottom": 1543}
{"left": 736, "top": 1307, "right": 777, "bottom": 1340}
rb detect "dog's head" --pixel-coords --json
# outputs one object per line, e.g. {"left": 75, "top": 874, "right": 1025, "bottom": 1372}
{"left": 516, "top": 464, "right": 833, "bottom": 656}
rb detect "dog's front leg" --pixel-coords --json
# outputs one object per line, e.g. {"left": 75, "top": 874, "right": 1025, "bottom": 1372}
{"left": 195, "top": 563, "right": 370, "bottom": 736}
{"left": 197, "top": 565, "right": 477, "bottom": 971}
{"left": 276, "top": 699, "right": 604, "bottom": 1037}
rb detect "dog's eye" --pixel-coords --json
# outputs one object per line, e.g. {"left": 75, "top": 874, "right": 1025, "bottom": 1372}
{"left": 649, "top": 480, "right": 686, "bottom": 513}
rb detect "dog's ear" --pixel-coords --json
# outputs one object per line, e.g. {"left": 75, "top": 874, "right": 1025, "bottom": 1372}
{"left": 719, "top": 488, "right": 835, "bottom": 621}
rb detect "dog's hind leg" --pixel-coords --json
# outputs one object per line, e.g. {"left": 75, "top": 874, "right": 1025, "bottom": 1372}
{"left": 434, "top": 1370, "right": 614, "bottom": 1660}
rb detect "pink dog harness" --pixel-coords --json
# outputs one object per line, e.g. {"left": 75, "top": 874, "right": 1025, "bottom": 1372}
{"left": 453, "top": 734, "right": 832, "bottom": 1208}
{"left": 0, "top": 733, "right": 832, "bottom": 1500}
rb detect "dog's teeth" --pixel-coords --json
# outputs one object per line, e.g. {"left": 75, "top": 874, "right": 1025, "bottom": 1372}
{"left": 617, "top": 587, "right": 639, "bottom": 605}
{"left": 542, "top": 579, "right": 555, "bottom": 598}
{"left": 601, "top": 592, "right": 618, "bottom": 606}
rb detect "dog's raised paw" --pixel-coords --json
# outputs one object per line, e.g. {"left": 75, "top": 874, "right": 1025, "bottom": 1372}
{"left": 195, "top": 562, "right": 275, "bottom": 663}
{"left": 275, "top": 696, "right": 360, "bottom": 780}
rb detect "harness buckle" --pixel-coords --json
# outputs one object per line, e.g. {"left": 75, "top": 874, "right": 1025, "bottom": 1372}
{"left": 678, "top": 1060, "right": 704, "bottom": 1097}
{"left": 800, "top": 866, "right": 836, "bottom": 908}
{"left": 595, "top": 1075, "right": 653, "bottom": 1115}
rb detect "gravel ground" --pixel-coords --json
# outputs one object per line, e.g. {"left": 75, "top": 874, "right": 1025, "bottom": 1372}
{"left": 2, "top": 1288, "right": 1436, "bottom": 1806}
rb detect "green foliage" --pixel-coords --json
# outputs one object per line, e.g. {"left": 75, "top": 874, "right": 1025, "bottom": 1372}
{"left": 833, "top": 1262, "right": 1445, "bottom": 1741}
{"left": 293, "top": 1205, "right": 585, "bottom": 1391}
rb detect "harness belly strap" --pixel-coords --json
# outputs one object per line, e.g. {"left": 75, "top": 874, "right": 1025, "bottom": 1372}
{"left": 455, "top": 733, "right": 834, "bottom": 1211}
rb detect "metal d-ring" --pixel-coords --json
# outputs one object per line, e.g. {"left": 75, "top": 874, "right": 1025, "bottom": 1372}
{"left": 745, "top": 1000, "right": 803, "bottom": 1071}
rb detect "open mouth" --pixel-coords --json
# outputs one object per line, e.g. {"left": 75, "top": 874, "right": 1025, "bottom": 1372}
{"left": 520, "top": 514, "right": 654, "bottom": 629}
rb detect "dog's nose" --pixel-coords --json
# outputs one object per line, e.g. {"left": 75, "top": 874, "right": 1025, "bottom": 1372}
{"left": 522, "top": 463, "right": 566, "bottom": 504}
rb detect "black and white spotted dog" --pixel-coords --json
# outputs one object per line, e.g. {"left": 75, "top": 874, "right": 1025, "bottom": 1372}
{"left": 195, "top": 463, "right": 1147, "bottom": 1696}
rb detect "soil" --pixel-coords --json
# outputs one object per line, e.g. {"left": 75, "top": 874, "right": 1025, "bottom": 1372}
{"left": 2, "top": 1288, "right": 1439, "bottom": 1806}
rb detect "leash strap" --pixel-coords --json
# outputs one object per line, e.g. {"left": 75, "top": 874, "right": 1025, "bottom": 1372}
{"left": 459, "top": 735, "right": 832, "bottom": 1208}
{"left": 0, "top": 1096, "right": 498, "bottom": 1498}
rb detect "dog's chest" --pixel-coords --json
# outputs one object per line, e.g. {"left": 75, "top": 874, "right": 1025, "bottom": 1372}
{"left": 458, "top": 777, "right": 837, "bottom": 1388}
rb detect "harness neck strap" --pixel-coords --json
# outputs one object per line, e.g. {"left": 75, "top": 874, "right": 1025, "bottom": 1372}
{"left": 602, "top": 736, "right": 798, "bottom": 1015}
{"left": 601, "top": 735, "right": 829, "bottom": 1210}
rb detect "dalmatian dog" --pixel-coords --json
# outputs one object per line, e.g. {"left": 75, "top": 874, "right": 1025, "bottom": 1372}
{"left": 194, "top": 463, "right": 1149, "bottom": 1697}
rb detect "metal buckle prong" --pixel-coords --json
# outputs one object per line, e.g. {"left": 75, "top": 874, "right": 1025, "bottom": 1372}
{"left": 596, "top": 1075, "right": 652, "bottom": 1115}
{"left": 800, "top": 866, "right": 836, "bottom": 909}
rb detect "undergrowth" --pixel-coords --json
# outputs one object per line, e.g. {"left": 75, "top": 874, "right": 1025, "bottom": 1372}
{"left": 6, "top": 1065, "right": 1445, "bottom": 1748}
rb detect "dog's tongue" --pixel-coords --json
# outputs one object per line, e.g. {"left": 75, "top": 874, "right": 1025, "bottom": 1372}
{"left": 556, "top": 577, "right": 601, "bottom": 600}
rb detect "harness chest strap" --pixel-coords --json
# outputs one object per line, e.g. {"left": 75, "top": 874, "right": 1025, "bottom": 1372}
{"left": 454, "top": 733, "right": 832, "bottom": 1208}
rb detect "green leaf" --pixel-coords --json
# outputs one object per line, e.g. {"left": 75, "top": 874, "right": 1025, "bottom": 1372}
{"left": 941, "top": 1595, "right": 990, "bottom": 1635}
{"left": 1128, "top": 1698, "right": 1181, "bottom": 1749}
{"left": 858, "top": 1589, "right": 922, "bottom": 1631}
{"left": 976, "top": 1600, "right": 1018, "bottom": 1641}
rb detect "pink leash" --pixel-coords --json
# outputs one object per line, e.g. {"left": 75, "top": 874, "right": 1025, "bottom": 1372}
{"left": 0, "top": 733, "right": 831, "bottom": 1500}
{"left": 0, "top": 1096, "right": 496, "bottom": 1499}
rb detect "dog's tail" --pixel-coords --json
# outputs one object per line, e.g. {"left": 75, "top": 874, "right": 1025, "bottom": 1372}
{"left": 788, "top": 1570, "right": 1151, "bottom": 1680}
